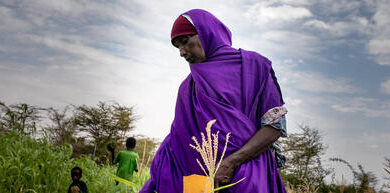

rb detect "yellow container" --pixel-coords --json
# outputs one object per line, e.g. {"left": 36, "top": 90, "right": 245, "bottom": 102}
{"left": 183, "top": 174, "right": 212, "bottom": 193}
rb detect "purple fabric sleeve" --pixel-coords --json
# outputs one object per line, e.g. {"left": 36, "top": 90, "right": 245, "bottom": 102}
{"left": 260, "top": 71, "right": 284, "bottom": 117}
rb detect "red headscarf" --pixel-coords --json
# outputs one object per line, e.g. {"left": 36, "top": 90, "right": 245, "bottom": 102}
{"left": 171, "top": 15, "right": 197, "bottom": 42}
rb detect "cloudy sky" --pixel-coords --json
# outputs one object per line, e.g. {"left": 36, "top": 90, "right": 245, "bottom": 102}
{"left": 1, "top": 0, "right": 389, "bottom": 187}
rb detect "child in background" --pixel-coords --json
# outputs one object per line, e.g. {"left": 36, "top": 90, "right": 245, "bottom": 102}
{"left": 111, "top": 137, "right": 139, "bottom": 184}
{"left": 68, "top": 166, "right": 88, "bottom": 193}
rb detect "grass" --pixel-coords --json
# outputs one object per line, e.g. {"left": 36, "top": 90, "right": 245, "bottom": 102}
{"left": 0, "top": 131, "right": 150, "bottom": 193}
{"left": 285, "top": 179, "right": 319, "bottom": 193}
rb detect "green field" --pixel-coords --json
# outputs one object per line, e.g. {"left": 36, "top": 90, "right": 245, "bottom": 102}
{"left": 0, "top": 131, "right": 150, "bottom": 193}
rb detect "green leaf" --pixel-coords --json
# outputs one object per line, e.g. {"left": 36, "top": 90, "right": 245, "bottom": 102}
{"left": 214, "top": 177, "right": 246, "bottom": 191}
{"left": 110, "top": 174, "right": 137, "bottom": 187}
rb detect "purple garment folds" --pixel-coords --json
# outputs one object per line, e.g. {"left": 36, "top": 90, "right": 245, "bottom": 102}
{"left": 140, "top": 9, "right": 286, "bottom": 193}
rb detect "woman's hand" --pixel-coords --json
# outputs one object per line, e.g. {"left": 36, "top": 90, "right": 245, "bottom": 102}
{"left": 214, "top": 126, "right": 282, "bottom": 188}
{"left": 214, "top": 155, "right": 239, "bottom": 187}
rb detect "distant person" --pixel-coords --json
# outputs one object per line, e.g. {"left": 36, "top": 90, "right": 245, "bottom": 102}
{"left": 68, "top": 166, "right": 88, "bottom": 193}
{"left": 110, "top": 137, "right": 139, "bottom": 184}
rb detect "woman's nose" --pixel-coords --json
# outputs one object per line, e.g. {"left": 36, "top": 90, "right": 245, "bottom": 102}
{"left": 180, "top": 47, "right": 187, "bottom": 57}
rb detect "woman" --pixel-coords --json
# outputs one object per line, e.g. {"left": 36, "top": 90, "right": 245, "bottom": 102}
{"left": 140, "top": 9, "right": 287, "bottom": 193}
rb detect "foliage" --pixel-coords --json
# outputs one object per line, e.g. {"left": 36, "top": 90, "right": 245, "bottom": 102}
{"left": 330, "top": 158, "right": 377, "bottom": 193}
{"left": 0, "top": 100, "right": 160, "bottom": 164}
{"left": 383, "top": 157, "right": 390, "bottom": 190}
{"left": 133, "top": 135, "right": 160, "bottom": 167}
{"left": 0, "top": 131, "right": 150, "bottom": 193}
{"left": 310, "top": 183, "right": 359, "bottom": 193}
{"left": 42, "top": 107, "right": 96, "bottom": 158}
{"left": 279, "top": 124, "right": 332, "bottom": 188}
{"left": 0, "top": 101, "right": 156, "bottom": 192}
{"left": 73, "top": 101, "right": 138, "bottom": 162}
{"left": 285, "top": 178, "right": 319, "bottom": 193}
{"left": 43, "top": 107, "right": 77, "bottom": 146}
{"left": 0, "top": 101, "right": 42, "bottom": 135}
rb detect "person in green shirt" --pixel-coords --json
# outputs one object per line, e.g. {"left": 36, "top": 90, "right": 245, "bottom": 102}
{"left": 110, "top": 137, "right": 139, "bottom": 184}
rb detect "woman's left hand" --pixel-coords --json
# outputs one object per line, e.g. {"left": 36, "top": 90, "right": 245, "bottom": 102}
{"left": 214, "top": 155, "right": 239, "bottom": 187}
{"left": 214, "top": 126, "right": 282, "bottom": 189}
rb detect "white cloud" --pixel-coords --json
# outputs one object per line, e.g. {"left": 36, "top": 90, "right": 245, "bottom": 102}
{"left": 323, "top": 0, "right": 364, "bottom": 14}
{"left": 368, "top": 39, "right": 390, "bottom": 66}
{"left": 0, "top": 6, "right": 31, "bottom": 32}
{"left": 331, "top": 97, "right": 390, "bottom": 118}
{"left": 286, "top": 71, "right": 361, "bottom": 94}
{"left": 353, "top": 16, "right": 369, "bottom": 27}
{"left": 277, "top": 0, "right": 310, "bottom": 6}
{"left": 284, "top": 97, "right": 302, "bottom": 107}
{"left": 237, "top": 30, "right": 322, "bottom": 60}
{"left": 304, "top": 16, "right": 370, "bottom": 37}
{"left": 25, "top": 0, "right": 85, "bottom": 16}
{"left": 380, "top": 78, "right": 390, "bottom": 95}
{"left": 304, "top": 19, "right": 330, "bottom": 30}
{"left": 367, "top": 0, "right": 390, "bottom": 66}
{"left": 0, "top": 0, "right": 195, "bottom": 139}
{"left": 17, "top": 34, "right": 128, "bottom": 65}
{"left": 245, "top": 2, "right": 312, "bottom": 26}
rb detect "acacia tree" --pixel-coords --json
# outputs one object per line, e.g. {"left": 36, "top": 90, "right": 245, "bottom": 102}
{"left": 279, "top": 124, "right": 331, "bottom": 187}
{"left": 355, "top": 165, "right": 377, "bottom": 193}
{"left": 381, "top": 157, "right": 390, "bottom": 192}
{"left": 73, "top": 101, "right": 137, "bottom": 162}
{"left": 43, "top": 107, "right": 77, "bottom": 146}
{"left": 330, "top": 158, "right": 378, "bottom": 193}
{"left": 0, "top": 101, "right": 42, "bottom": 135}
{"left": 0, "top": 102, "right": 5, "bottom": 131}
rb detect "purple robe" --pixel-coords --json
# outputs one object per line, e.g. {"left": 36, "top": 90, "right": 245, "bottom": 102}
{"left": 140, "top": 9, "right": 286, "bottom": 193}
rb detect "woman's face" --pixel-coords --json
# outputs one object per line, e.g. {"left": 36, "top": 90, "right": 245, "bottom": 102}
{"left": 173, "top": 34, "right": 206, "bottom": 63}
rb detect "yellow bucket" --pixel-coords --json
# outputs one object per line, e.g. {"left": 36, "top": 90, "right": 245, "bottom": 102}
{"left": 183, "top": 174, "right": 212, "bottom": 193}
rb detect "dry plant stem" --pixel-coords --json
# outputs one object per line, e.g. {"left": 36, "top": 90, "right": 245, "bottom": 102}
{"left": 189, "top": 119, "right": 231, "bottom": 193}
{"left": 145, "top": 154, "right": 151, "bottom": 167}
{"left": 215, "top": 133, "right": 230, "bottom": 173}
{"left": 190, "top": 137, "right": 210, "bottom": 174}
{"left": 339, "top": 175, "right": 345, "bottom": 193}
{"left": 138, "top": 140, "right": 147, "bottom": 178}
{"left": 206, "top": 120, "right": 215, "bottom": 191}
{"left": 197, "top": 159, "right": 208, "bottom": 176}
{"left": 213, "top": 132, "right": 219, "bottom": 168}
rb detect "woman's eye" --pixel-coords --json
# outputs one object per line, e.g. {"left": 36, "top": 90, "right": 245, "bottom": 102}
{"left": 181, "top": 38, "right": 188, "bottom": 45}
